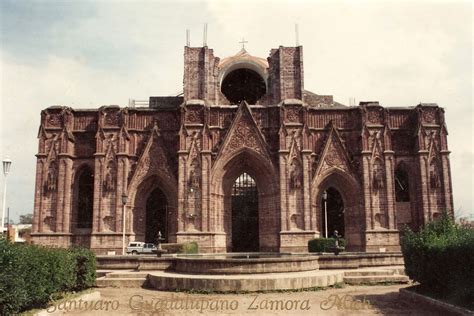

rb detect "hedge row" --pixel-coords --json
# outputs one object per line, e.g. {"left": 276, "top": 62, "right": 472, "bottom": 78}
{"left": 0, "top": 239, "right": 96, "bottom": 315}
{"left": 401, "top": 213, "right": 474, "bottom": 308}
{"left": 162, "top": 241, "right": 198, "bottom": 254}
{"left": 308, "top": 237, "right": 346, "bottom": 252}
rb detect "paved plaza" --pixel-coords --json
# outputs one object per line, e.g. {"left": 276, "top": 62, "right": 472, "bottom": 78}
{"left": 53, "top": 284, "right": 444, "bottom": 315}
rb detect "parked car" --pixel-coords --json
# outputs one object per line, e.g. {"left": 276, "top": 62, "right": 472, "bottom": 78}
{"left": 126, "top": 242, "right": 157, "bottom": 255}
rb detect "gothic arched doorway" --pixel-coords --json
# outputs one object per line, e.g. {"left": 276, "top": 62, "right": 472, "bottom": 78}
{"left": 313, "top": 169, "right": 363, "bottom": 251}
{"left": 321, "top": 187, "right": 345, "bottom": 238}
{"left": 231, "top": 172, "right": 259, "bottom": 252}
{"left": 145, "top": 187, "right": 168, "bottom": 243}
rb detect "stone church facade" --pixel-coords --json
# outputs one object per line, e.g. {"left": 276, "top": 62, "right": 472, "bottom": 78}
{"left": 31, "top": 45, "right": 454, "bottom": 254}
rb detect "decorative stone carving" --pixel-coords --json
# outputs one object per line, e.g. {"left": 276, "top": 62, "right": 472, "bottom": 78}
{"left": 188, "top": 158, "right": 201, "bottom": 190}
{"left": 286, "top": 107, "right": 300, "bottom": 122}
{"left": 369, "top": 130, "right": 383, "bottom": 155}
{"left": 131, "top": 124, "right": 175, "bottom": 191}
{"left": 186, "top": 108, "right": 202, "bottom": 124}
{"left": 186, "top": 213, "right": 197, "bottom": 231}
{"left": 43, "top": 216, "right": 55, "bottom": 231}
{"left": 104, "top": 111, "right": 120, "bottom": 126}
{"left": 422, "top": 109, "right": 436, "bottom": 124}
{"left": 429, "top": 160, "right": 441, "bottom": 189}
{"left": 103, "top": 160, "right": 116, "bottom": 192}
{"left": 372, "top": 159, "right": 384, "bottom": 190}
{"left": 367, "top": 110, "right": 383, "bottom": 124}
{"left": 325, "top": 144, "right": 343, "bottom": 167}
{"left": 47, "top": 114, "right": 62, "bottom": 127}
{"left": 44, "top": 134, "right": 59, "bottom": 193}
{"left": 425, "top": 130, "right": 438, "bottom": 152}
{"left": 103, "top": 134, "right": 117, "bottom": 192}
{"left": 45, "top": 161, "right": 58, "bottom": 192}
{"left": 62, "top": 107, "right": 73, "bottom": 127}
{"left": 314, "top": 126, "right": 352, "bottom": 177}
{"left": 290, "top": 213, "right": 300, "bottom": 230}
{"left": 228, "top": 119, "right": 261, "bottom": 154}
{"left": 103, "top": 216, "right": 114, "bottom": 231}
{"left": 187, "top": 131, "right": 201, "bottom": 191}
{"left": 374, "top": 213, "right": 386, "bottom": 227}
{"left": 289, "top": 158, "right": 302, "bottom": 189}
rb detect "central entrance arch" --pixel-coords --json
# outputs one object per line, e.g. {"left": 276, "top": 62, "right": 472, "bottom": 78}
{"left": 145, "top": 187, "right": 168, "bottom": 243}
{"left": 210, "top": 148, "right": 280, "bottom": 252}
{"left": 231, "top": 172, "right": 259, "bottom": 252}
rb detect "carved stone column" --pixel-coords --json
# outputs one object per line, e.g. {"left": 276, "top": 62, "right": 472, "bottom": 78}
{"left": 59, "top": 156, "right": 73, "bottom": 232}
{"left": 302, "top": 150, "right": 312, "bottom": 230}
{"left": 201, "top": 151, "right": 211, "bottom": 231}
{"left": 279, "top": 152, "right": 289, "bottom": 231}
{"left": 33, "top": 157, "right": 46, "bottom": 233}
{"left": 383, "top": 151, "right": 396, "bottom": 229}
{"left": 92, "top": 154, "right": 104, "bottom": 232}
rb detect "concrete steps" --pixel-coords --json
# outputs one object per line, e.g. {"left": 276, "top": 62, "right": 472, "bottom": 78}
{"left": 105, "top": 272, "right": 149, "bottom": 278}
{"left": 94, "top": 265, "right": 409, "bottom": 290}
{"left": 147, "top": 270, "right": 344, "bottom": 292}
{"left": 343, "top": 268, "right": 409, "bottom": 285}
{"left": 95, "top": 270, "right": 149, "bottom": 288}
{"left": 344, "top": 270, "right": 394, "bottom": 276}
{"left": 95, "top": 277, "right": 147, "bottom": 288}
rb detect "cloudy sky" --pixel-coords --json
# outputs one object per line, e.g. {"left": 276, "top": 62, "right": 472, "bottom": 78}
{"left": 0, "top": 0, "right": 472, "bottom": 223}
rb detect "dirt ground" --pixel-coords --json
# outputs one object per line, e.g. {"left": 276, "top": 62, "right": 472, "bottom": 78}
{"left": 51, "top": 284, "right": 448, "bottom": 316}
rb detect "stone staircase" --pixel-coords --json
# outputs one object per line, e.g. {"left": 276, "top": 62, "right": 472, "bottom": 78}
{"left": 95, "top": 266, "right": 410, "bottom": 289}
{"left": 95, "top": 270, "right": 149, "bottom": 288}
{"left": 343, "top": 267, "right": 409, "bottom": 285}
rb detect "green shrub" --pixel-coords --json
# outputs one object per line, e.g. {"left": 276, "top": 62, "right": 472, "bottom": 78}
{"left": 70, "top": 247, "right": 96, "bottom": 290}
{"left": 182, "top": 241, "right": 198, "bottom": 254}
{"left": 162, "top": 242, "right": 198, "bottom": 254}
{"left": 0, "top": 238, "right": 28, "bottom": 315}
{"left": 401, "top": 213, "right": 474, "bottom": 308}
{"left": 0, "top": 239, "right": 96, "bottom": 315}
{"left": 308, "top": 238, "right": 346, "bottom": 252}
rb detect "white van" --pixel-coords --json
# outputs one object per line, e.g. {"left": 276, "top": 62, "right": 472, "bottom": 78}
{"left": 126, "top": 242, "right": 157, "bottom": 255}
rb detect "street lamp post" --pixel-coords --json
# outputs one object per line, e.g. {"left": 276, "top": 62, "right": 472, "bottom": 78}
{"left": 323, "top": 190, "right": 328, "bottom": 238}
{"left": 121, "top": 193, "right": 128, "bottom": 255}
{"left": 1, "top": 158, "right": 12, "bottom": 236}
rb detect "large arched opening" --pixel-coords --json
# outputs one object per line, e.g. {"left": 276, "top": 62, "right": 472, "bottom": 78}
{"left": 210, "top": 148, "right": 279, "bottom": 252}
{"left": 145, "top": 187, "right": 168, "bottom": 243}
{"left": 231, "top": 172, "right": 259, "bottom": 252}
{"left": 73, "top": 166, "right": 94, "bottom": 230}
{"left": 221, "top": 68, "right": 266, "bottom": 104}
{"left": 320, "top": 187, "right": 345, "bottom": 238}
{"left": 131, "top": 175, "right": 177, "bottom": 243}
{"left": 313, "top": 169, "right": 363, "bottom": 251}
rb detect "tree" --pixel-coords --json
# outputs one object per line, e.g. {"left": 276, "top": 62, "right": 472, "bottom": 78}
{"left": 19, "top": 213, "right": 33, "bottom": 224}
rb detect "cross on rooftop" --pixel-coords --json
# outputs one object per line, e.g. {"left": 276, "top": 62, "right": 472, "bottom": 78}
{"left": 239, "top": 37, "right": 248, "bottom": 49}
